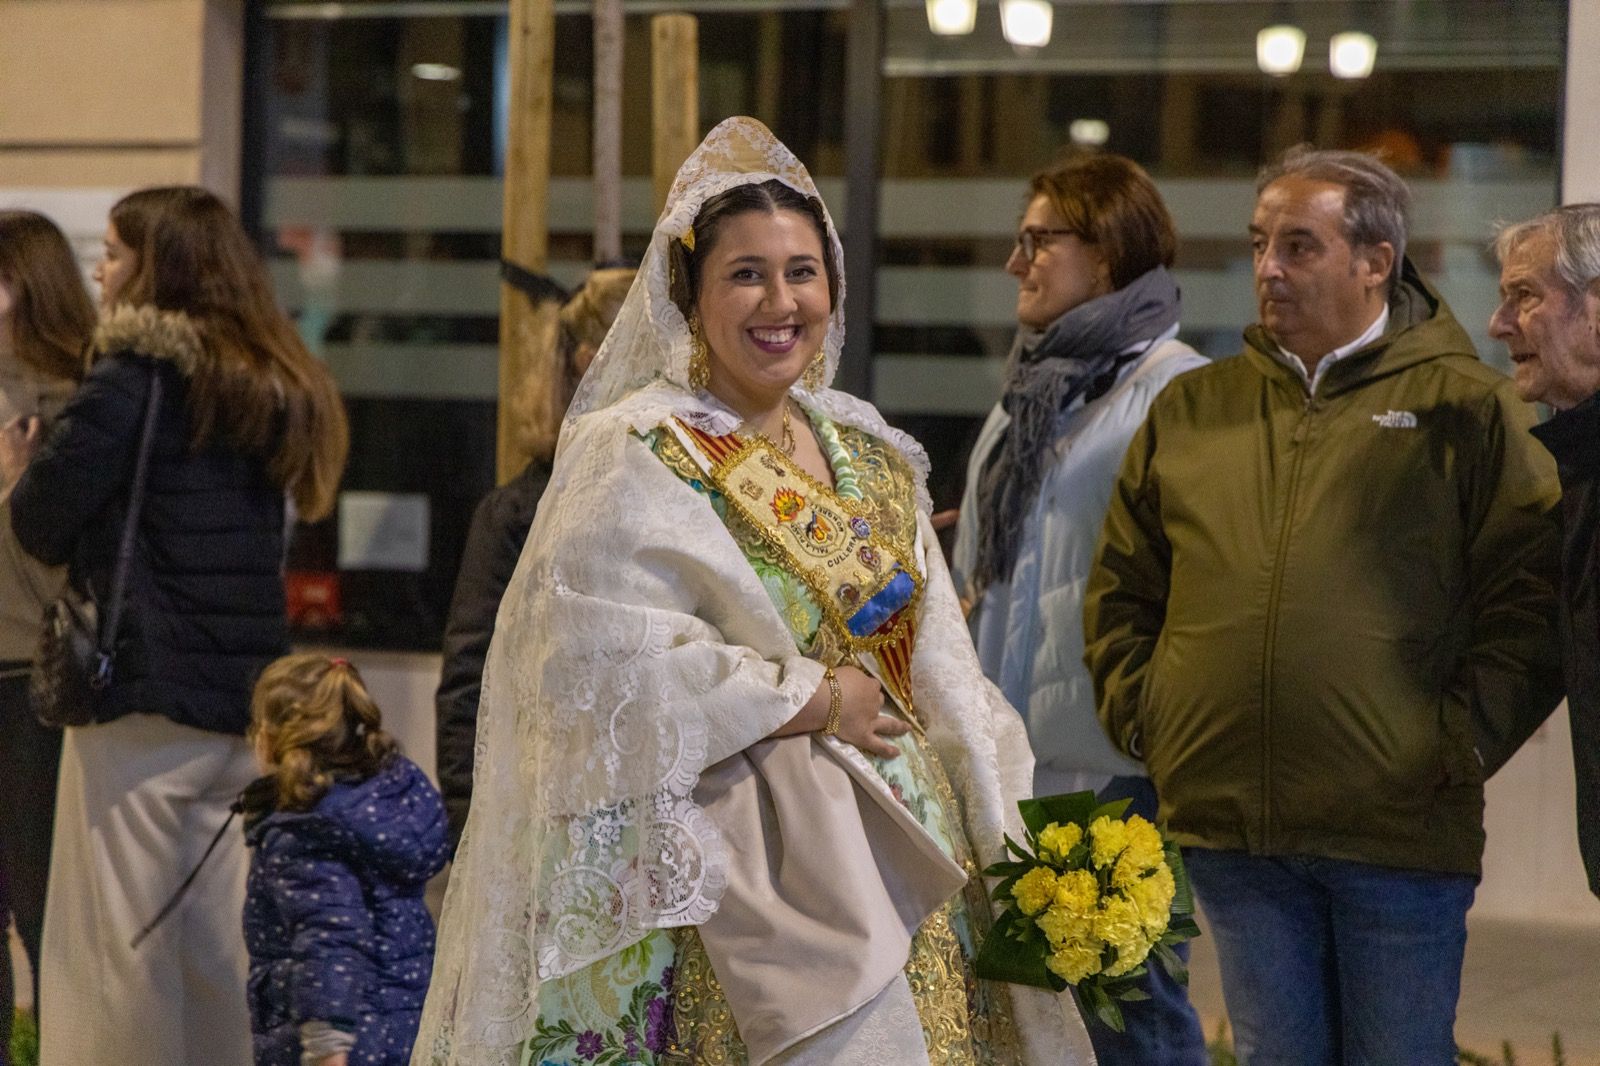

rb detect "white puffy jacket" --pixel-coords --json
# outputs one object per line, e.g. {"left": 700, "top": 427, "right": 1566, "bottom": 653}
{"left": 953, "top": 330, "right": 1207, "bottom": 795}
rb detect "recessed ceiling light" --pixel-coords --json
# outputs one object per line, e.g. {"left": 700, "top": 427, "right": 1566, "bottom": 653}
{"left": 411, "top": 63, "right": 461, "bottom": 82}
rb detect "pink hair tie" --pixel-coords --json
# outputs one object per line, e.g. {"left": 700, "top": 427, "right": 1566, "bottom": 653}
{"left": 329, "top": 657, "right": 350, "bottom": 669}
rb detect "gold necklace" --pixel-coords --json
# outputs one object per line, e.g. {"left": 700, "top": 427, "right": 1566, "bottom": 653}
{"left": 748, "top": 403, "right": 795, "bottom": 455}
{"left": 780, "top": 403, "right": 796, "bottom": 455}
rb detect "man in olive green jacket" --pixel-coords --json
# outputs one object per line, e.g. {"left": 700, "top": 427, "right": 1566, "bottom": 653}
{"left": 1084, "top": 147, "right": 1563, "bottom": 1065}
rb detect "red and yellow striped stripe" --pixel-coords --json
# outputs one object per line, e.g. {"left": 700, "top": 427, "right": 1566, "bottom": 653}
{"left": 873, "top": 612, "right": 917, "bottom": 717}
{"left": 678, "top": 421, "right": 742, "bottom": 466}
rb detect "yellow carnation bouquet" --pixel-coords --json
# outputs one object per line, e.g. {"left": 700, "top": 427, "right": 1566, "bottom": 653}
{"left": 973, "top": 791, "right": 1199, "bottom": 1032}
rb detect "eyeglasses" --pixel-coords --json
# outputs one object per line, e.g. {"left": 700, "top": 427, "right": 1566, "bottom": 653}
{"left": 1014, "top": 227, "right": 1080, "bottom": 263}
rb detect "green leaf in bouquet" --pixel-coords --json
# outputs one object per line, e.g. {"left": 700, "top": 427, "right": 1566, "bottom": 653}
{"left": 989, "top": 872, "right": 1027, "bottom": 905}
{"left": 980, "top": 856, "right": 1035, "bottom": 880}
{"left": 1165, "top": 839, "right": 1196, "bottom": 917}
{"left": 1076, "top": 981, "right": 1128, "bottom": 1034}
{"left": 1002, "top": 833, "right": 1038, "bottom": 863}
{"left": 1017, "top": 791, "right": 1100, "bottom": 836}
{"left": 1165, "top": 914, "right": 1202, "bottom": 942}
{"left": 1098, "top": 968, "right": 1151, "bottom": 999}
{"left": 1117, "top": 987, "right": 1152, "bottom": 1003}
{"left": 974, "top": 909, "right": 1066, "bottom": 992}
{"left": 1150, "top": 940, "right": 1190, "bottom": 986}
{"left": 1088, "top": 798, "right": 1134, "bottom": 824}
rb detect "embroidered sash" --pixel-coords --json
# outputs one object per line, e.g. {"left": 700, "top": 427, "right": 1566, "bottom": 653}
{"left": 668, "top": 418, "right": 923, "bottom": 717}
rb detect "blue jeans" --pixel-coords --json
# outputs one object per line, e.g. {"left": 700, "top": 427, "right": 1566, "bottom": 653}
{"left": 1184, "top": 848, "right": 1476, "bottom": 1066}
{"left": 1076, "top": 776, "right": 1208, "bottom": 1066}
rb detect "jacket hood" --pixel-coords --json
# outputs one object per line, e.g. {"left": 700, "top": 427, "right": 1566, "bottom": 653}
{"left": 92, "top": 305, "right": 203, "bottom": 375}
{"left": 246, "top": 756, "right": 450, "bottom": 887}
{"left": 1243, "top": 258, "right": 1479, "bottom": 395}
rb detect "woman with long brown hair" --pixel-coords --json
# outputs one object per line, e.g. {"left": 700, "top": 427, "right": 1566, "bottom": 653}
{"left": 8, "top": 186, "right": 349, "bottom": 1066}
{"left": 0, "top": 209, "right": 95, "bottom": 1063}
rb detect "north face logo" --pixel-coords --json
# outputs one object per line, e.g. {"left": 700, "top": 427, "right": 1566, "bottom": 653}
{"left": 1372, "top": 410, "right": 1418, "bottom": 429}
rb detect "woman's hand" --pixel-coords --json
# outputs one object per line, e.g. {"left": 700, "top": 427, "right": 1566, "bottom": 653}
{"left": 315, "top": 1056, "right": 347, "bottom": 1066}
{"left": 772, "top": 665, "right": 911, "bottom": 759}
{"left": 830, "top": 665, "right": 911, "bottom": 758}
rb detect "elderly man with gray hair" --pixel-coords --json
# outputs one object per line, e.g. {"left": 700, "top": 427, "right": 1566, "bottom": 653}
{"left": 1084, "top": 145, "right": 1564, "bottom": 1063}
{"left": 1491, "top": 203, "right": 1600, "bottom": 901}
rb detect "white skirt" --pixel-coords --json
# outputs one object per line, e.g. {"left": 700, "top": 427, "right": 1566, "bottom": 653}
{"left": 39, "top": 712, "right": 257, "bottom": 1066}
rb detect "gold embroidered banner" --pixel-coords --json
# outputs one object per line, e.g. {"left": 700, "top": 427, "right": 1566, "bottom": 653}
{"left": 670, "top": 419, "right": 923, "bottom": 661}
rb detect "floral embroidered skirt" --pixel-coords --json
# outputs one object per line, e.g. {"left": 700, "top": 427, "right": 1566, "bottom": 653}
{"left": 517, "top": 732, "right": 1023, "bottom": 1066}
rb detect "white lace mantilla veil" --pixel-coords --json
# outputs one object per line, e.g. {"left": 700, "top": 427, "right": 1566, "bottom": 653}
{"left": 413, "top": 117, "right": 1093, "bottom": 1066}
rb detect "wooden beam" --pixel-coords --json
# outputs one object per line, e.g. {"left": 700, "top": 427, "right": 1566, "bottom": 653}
{"left": 838, "top": 0, "right": 882, "bottom": 400}
{"left": 651, "top": 12, "right": 699, "bottom": 216}
{"left": 497, "top": 0, "right": 558, "bottom": 484}
{"left": 593, "top": 0, "right": 623, "bottom": 263}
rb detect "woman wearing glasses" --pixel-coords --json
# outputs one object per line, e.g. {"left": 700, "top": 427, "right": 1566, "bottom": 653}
{"left": 952, "top": 153, "right": 1208, "bottom": 1064}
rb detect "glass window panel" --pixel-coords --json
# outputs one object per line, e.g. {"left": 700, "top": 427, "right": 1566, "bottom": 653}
{"left": 252, "top": 3, "right": 848, "bottom": 648}
{"left": 876, "top": 0, "right": 1565, "bottom": 507}
{"left": 250, "top": 0, "right": 1566, "bottom": 646}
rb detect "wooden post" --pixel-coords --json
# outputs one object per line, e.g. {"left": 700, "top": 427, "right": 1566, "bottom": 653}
{"left": 837, "top": 0, "right": 882, "bottom": 400}
{"left": 651, "top": 13, "right": 699, "bottom": 215}
{"left": 497, "top": 0, "right": 558, "bottom": 484}
{"left": 593, "top": 0, "right": 623, "bottom": 263}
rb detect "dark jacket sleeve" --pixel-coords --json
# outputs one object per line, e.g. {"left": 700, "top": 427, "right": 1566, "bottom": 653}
{"left": 1082, "top": 406, "right": 1169, "bottom": 761}
{"left": 1445, "top": 383, "right": 1566, "bottom": 777}
{"left": 10, "top": 354, "right": 151, "bottom": 567}
{"left": 435, "top": 465, "right": 548, "bottom": 853}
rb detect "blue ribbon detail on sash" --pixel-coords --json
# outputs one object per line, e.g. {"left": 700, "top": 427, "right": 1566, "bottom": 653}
{"left": 847, "top": 568, "right": 915, "bottom": 638}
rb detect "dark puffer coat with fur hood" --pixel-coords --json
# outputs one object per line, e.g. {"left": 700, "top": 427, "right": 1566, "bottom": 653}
{"left": 9, "top": 305, "right": 290, "bottom": 735}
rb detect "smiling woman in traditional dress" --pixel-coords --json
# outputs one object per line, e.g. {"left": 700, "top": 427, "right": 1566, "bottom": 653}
{"left": 414, "top": 118, "right": 1093, "bottom": 1066}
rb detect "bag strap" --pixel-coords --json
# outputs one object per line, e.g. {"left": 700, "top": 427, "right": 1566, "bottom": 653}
{"left": 92, "top": 366, "right": 164, "bottom": 686}
{"left": 129, "top": 805, "right": 238, "bottom": 949}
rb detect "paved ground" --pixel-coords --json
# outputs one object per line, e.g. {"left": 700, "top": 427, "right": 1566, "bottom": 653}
{"left": 12, "top": 909, "right": 1600, "bottom": 1059}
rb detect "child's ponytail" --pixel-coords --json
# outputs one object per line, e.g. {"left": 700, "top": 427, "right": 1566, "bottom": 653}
{"left": 250, "top": 654, "right": 399, "bottom": 812}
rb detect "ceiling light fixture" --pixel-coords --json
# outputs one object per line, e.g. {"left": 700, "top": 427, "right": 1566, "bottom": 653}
{"left": 1329, "top": 31, "right": 1377, "bottom": 79}
{"left": 925, "top": 0, "right": 977, "bottom": 36}
{"left": 411, "top": 62, "right": 461, "bottom": 82}
{"left": 1070, "top": 119, "right": 1110, "bottom": 147}
{"left": 1000, "top": 0, "right": 1053, "bottom": 51}
{"left": 1256, "top": 24, "right": 1306, "bottom": 76}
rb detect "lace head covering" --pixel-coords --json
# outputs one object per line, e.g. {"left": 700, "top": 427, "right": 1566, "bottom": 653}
{"left": 560, "top": 117, "right": 930, "bottom": 500}
{"left": 565, "top": 116, "right": 844, "bottom": 419}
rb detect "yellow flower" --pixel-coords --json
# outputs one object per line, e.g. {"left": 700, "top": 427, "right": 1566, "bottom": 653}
{"left": 1011, "top": 866, "right": 1058, "bottom": 917}
{"left": 1128, "top": 864, "right": 1176, "bottom": 935}
{"left": 1038, "top": 821, "right": 1082, "bottom": 859}
{"left": 1105, "top": 934, "right": 1154, "bottom": 978}
{"left": 1036, "top": 902, "right": 1096, "bottom": 947}
{"left": 1052, "top": 868, "right": 1100, "bottom": 916}
{"left": 1110, "top": 851, "right": 1147, "bottom": 890}
{"left": 1046, "top": 940, "right": 1105, "bottom": 985}
{"left": 1094, "top": 895, "right": 1145, "bottom": 953}
{"left": 1123, "top": 814, "right": 1165, "bottom": 871}
{"left": 1089, "top": 815, "right": 1131, "bottom": 869}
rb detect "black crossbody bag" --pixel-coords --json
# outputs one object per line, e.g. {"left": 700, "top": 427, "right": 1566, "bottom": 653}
{"left": 30, "top": 368, "right": 164, "bottom": 728}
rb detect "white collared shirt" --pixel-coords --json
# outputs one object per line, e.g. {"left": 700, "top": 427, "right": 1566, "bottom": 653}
{"left": 1276, "top": 306, "right": 1390, "bottom": 395}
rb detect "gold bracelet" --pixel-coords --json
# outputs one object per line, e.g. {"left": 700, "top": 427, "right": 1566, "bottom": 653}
{"left": 821, "top": 667, "right": 843, "bottom": 737}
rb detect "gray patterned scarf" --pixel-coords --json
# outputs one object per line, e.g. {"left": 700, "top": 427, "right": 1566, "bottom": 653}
{"left": 972, "top": 265, "right": 1181, "bottom": 591}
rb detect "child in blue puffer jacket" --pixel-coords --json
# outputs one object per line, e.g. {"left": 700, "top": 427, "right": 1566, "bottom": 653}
{"left": 242, "top": 654, "right": 450, "bottom": 1066}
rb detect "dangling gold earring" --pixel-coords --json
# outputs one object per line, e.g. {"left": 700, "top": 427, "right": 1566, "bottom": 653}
{"left": 688, "top": 314, "right": 710, "bottom": 391}
{"left": 802, "top": 349, "right": 826, "bottom": 391}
